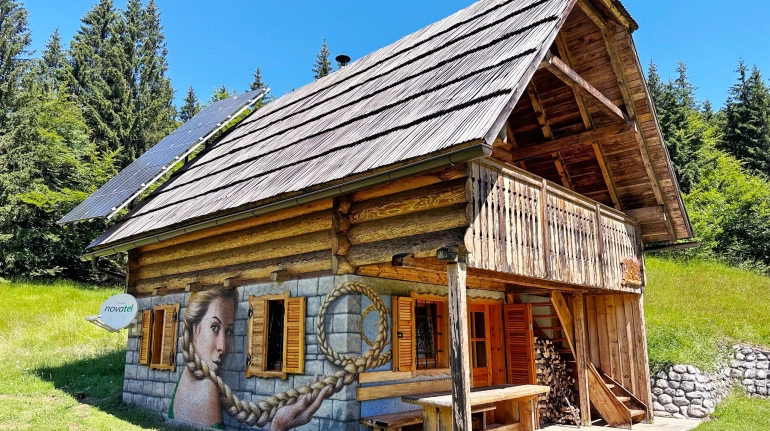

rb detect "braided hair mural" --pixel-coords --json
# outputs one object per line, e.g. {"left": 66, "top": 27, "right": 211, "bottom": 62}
{"left": 173, "top": 282, "right": 390, "bottom": 430}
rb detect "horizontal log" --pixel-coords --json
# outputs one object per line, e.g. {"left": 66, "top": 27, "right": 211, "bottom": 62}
{"left": 348, "top": 178, "right": 468, "bottom": 224}
{"left": 347, "top": 204, "right": 470, "bottom": 245}
{"left": 138, "top": 210, "right": 332, "bottom": 266}
{"left": 139, "top": 199, "right": 333, "bottom": 253}
{"left": 350, "top": 164, "right": 466, "bottom": 202}
{"left": 507, "top": 122, "right": 636, "bottom": 162}
{"left": 624, "top": 205, "right": 665, "bottom": 224}
{"left": 355, "top": 264, "right": 508, "bottom": 291}
{"left": 357, "top": 379, "right": 452, "bottom": 401}
{"left": 347, "top": 228, "right": 466, "bottom": 267}
{"left": 135, "top": 250, "right": 331, "bottom": 293}
{"left": 138, "top": 230, "right": 331, "bottom": 280}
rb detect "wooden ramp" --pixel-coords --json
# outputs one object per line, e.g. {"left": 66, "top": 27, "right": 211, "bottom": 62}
{"left": 549, "top": 292, "right": 646, "bottom": 429}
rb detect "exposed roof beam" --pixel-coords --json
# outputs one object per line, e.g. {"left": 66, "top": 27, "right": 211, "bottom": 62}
{"left": 552, "top": 152, "right": 574, "bottom": 190}
{"left": 526, "top": 82, "right": 553, "bottom": 140}
{"left": 506, "top": 122, "right": 635, "bottom": 162}
{"left": 555, "top": 32, "right": 593, "bottom": 130}
{"left": 539, "top": 51, "right": 629, "bottom": 123}
{"left": 643, "top": 241, "right": 700, "bottom": 253}
{"left": 593, "top": 143, "right": 621, "bottom": 210}
{"left": 625, "top": 205, "right": 666, "bottom": 224}
{"left": 578, "top": 0, "right": 675, "bottom": 241}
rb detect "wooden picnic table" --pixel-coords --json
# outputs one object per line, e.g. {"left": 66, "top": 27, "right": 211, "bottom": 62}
{"left": 402, "top": 384, "right": 550, "bottom": 431}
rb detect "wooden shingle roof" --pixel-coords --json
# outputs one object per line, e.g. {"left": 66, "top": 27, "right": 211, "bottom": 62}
{"left": 90, "top": 0, "right": 575, "bottom": 250}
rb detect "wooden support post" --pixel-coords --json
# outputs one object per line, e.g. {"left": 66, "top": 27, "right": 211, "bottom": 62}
{"left": 552, "top": 152, "right": 574, "bottom": 190}
{"left": 572, "top": 293, "right": 592, "bottom": 426}
{"left": 440, "top": 246, "right": 472, "bottom": 431}
{"left": 540, "top": 179, "right": 551, "bottom": 279}
{"left": 632, "top": 294, "right": 654, "bottom": 422}
{"left": 555, "top": 33, "right": 593, "bottom": 130}
{"left": 595, "top": 203, "right": 606, "bottom": 289}
{"left": 527, "top": 82, "right": 553, "bottom": 140}
{"left": 593, "top": 143, "right": 622, "bottom": 210}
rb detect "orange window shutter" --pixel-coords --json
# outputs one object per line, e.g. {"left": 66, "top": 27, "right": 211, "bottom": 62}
{"left": 246, "top": 296, "right": 267, "bottom": 377}
{"left": 153, "top": 304, "right": 180, "bottom": 371}
{"left": 504, "top": 303, "right": 536, "bottom": 384}
{"left": 282, "top": 297, "right": 306, "bottom": 374}
{"left": 139, "top": 309, "right": 152, "bottom": 365}
{"left": 392, "top": 296, "right": 416, "bottom": 372}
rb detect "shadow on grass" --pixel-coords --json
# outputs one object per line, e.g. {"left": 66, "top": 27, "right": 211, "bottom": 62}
{"left": 37, "top": 349, "right": 189, "bottom": 430}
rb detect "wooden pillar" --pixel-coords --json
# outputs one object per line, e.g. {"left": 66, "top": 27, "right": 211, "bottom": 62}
{"left": 572, "top": 292, "right": 591, "bottom": 426}
{"left": 632, "top": 293, "right": 654, "bottom": 422}
{"left": 440, "top": 246, "right": 472, "bottom": 431}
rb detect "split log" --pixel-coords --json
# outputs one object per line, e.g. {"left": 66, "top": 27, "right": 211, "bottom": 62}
{"left": 535, "top": 338, "right": 581, "bottom": 426}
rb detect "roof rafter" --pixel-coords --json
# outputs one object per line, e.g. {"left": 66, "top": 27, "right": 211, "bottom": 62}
{"left": 526, "top": 82, "right": 554, "bottom": 140}
{"left": 504, "top": 122, "right": 635, "bottom": 163}
{"left": 555, "top": 32, "right": 593, "bottom": 130}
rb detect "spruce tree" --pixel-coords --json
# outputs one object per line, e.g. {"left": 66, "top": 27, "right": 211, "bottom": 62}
{"left": 250, "top": 66, "right": 266, "bottom": 91}
{"left": 312, "top": 39, "right": 333, "bottom": 79}
{"left": 209, "top": 84, "right": 236, "bottom": 103}
{"left": 179, "top": 86, "right": 201, "bottom": 122}
{"left": 40, "top": 28, "right": 68, "bottom": 90}
{"left": 719, "top": 60, "right": 770, "bottom": 174}
{"left": 0, "top": 0, "right": 32, "bottom": 130}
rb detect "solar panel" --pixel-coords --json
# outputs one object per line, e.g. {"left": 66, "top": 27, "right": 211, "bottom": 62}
{"left": 58, "top": 88, "right": 267, "bottom": 225}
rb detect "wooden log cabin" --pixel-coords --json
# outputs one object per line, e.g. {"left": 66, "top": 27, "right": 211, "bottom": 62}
{"left": 77, "top": 0, "right": 693, "bottom": 430}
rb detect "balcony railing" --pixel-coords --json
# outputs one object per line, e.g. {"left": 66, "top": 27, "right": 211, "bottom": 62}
{"left": 467, "top": 160, "right": 643, "bottom": 292}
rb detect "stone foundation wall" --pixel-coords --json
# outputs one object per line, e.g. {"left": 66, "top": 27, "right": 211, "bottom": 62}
{"left": 651, "top": 345, "right": 770, "bottom": 420}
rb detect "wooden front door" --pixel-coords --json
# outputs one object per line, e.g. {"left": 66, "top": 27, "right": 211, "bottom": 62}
{"left": 468, "top": 303, "right": 492, "bottom": 387}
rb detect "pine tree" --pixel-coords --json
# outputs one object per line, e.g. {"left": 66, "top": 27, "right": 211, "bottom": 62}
{"left": 647, "top": 62, "right": 715, "bottom": 193}
{"left": 0, "top": 0, "right": 32, "bottom": 130}
{"left": 250, "top": 66, "right": 266, "bottom": 91}
{"left": 312, "top": 39, "right": 333, "bottom": 79}
{"left": 209, "top": 84, "right": 236, "bottom": 103}
{"left": 719, "top": 60, "right": 770, "bottom": 174}
{"left": 179, "top": 86, "right": 201, "bottom": 122}
{"left": 40, "top": 28, "right": 68, "bottom": 90}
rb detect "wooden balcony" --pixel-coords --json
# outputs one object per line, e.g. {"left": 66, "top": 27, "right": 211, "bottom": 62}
{"left": 466, "top": 159, "right": 643, "bottom": 292}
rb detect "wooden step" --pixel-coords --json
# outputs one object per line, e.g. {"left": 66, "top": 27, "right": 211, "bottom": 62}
{"left": 630, "top": 409, "right": 645, "bottom": 422}
{"left": 617, "top": 396, "right": 631, "bottom": 404}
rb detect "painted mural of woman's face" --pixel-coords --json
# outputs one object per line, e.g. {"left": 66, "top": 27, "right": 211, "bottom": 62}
{"left": 192, "top": 297, "right": 235, "bottom": 373}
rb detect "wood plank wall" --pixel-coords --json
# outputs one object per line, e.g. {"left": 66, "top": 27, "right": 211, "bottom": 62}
{"left": 584, "top": 293, "right": 650, "bottom": 404}
{"left": 468, "top": 159, "right": 642, "bottom": 292}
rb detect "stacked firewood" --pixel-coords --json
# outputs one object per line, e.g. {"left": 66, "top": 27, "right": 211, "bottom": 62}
{"left": 535, "top": 337, "right": 581, "bottom": 427}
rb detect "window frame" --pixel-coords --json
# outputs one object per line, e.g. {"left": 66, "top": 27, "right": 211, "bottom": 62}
{"left": 246, "top": 292, "right": 305, "bottom": 379}
{"left": 138, "top": 303, "right": 180, "bottom": 372}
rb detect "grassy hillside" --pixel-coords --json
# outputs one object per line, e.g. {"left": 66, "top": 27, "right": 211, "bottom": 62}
{"left": 645, "top": 256, "right": 770, "bottom": 369}
{"left": 0, "top": 279, "right": 183, "bottom": 431}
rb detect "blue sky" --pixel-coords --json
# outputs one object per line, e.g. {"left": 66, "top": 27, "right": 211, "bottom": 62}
{"left": 21, "top": 0, "right": 770, "bottom": 108}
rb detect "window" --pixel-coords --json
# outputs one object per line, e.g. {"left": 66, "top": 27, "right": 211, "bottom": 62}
{"left": 246, "top": 292, "right": 305, "bottom": 378}
{"left": 138, "top": 303, "right": 180, "bottom": 372}
{"left": 392, "top": 293, "right": 448, "bottom": 372}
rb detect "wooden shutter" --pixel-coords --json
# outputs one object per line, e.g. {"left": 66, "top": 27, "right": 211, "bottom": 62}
{"left": 282, "top": 297, "right": 306, "bottom": 374}
{"left": 150, "top": 304, "right": 180, "bottom": 371}
{"left": 246, "top": 296, "right": 267, "bottom": 377}
{"left": 138, "top": 309, "right": 152, "bottom": 365}
{"left": 392, "top": 296, "right": 416, "bottom": 372}
{"left": 504, "top": 303, "right": 536, "bottom": 384}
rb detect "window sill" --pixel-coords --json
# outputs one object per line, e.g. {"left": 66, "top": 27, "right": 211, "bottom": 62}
{"left": 247, "top": 370, "right": 288, "bottom": 380}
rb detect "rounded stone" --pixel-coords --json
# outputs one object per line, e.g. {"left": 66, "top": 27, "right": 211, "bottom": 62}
{"left": 746, "top": 354, "right": 757, "bottom": 362}
{"left": 758, "top": 353, "right": 768, "bottom": 360}
{"left": 682, "top": 373, "right": 695, "bottom": 381}
{"left": 653, "top": 402, "right": 666, "bottom": 412}
{"left": 758, "top": 370, "right": 769, "bottom": 379}
{"left": 703, "top": 399, "right": 714, "bottom": 408}
{"left": 743, "top": 379, "right": 755, "bottom": 386}
{"left": 656, "top": 379, "right": 669, "bottom": 389}
{"left": 687, "top": 365, "right": 699, "bottom": 374}
{"left": 664, "top": 388, "right": 676, "bottom": 396}
{"left": 656, "top": 371, "right": 668, "bottom": 379}
{"left": 685, "top": 391, "right": 703, "bottom": 400}
{"left": 758, "top": 362, "right": 769, "bottom": 370}
{"left": 735, "top": 352, "right": 746, "bottom": 360}
{"left": 672, "top": 396, "right": 690, "bottom": 407}
{"left": 665, "top": 404, "right": 680, "bottom": 414}
{"left": 673, "top": 413, "right": 686, "bottom": 419}
{"left": 668, "top": 381, "right": 681, "bottom": 390}
{"left": 658, "top": 394, "right": 673, "bottom": 405}
{"left": 673, "top": 365, "right": 687, "bottom": 374}
{"left": 731, "top": 369, "right": 743, "bottom": 378}
{"left": 652, "top": 387, "right": 664, "bottom": 395}
{"left": 680, "top": 381, "right": 695, "bottom": 392}
{"left": 688, "top": 406, "right": 709, "bottom": 418}
{"left": 668, "top": 372, "right": 682, "bottom": 381}
{"left": 690, "top": 398, "right": 703, "bottom": 406}
{"left": 747, "top": 385, "right": 756, "bottom": 394}
{"left": 756, "top": 379, "right": 767, "bottom": 387}
{"left": 675, "top": 389, "right": 685, "bottom": 397}
{"left": 742, "top": 347, "right": 753, "bottom": 355}
{"left": 745, "top": 362, "right": 757, "bottom": 369}
{"left": 758, "top": 386, "right": 768, "bottom": 395}
{"left": 745, "top": 369, "right": 757, "bottom": 379}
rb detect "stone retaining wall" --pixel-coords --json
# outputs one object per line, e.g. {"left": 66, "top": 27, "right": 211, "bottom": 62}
{"left": 651, "top": 345, "right": 770, "bottom": 420}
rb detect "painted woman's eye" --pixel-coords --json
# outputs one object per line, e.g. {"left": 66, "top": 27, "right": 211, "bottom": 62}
{"left": 225, "top": 327, "right": 234, "bottom": 336}
{"left": 210, "top": 324, "right": 220, "bottom": 334}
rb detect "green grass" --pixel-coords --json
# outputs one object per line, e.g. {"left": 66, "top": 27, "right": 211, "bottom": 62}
{"left": 644, "top": 256, "right": 770, "bottom": 370}
{"left": 0, "top": 279, "right": 185, "bottom": 430}
{"left": 693, "top": 390, "right": 770, "bottom": 430}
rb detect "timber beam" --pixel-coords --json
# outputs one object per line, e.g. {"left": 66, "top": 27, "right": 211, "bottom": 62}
{"left": 527, "top": 82, "right": 553, "bottom": 140}
{"left": 506, "top": 122, "right": 635, "bottom": 162}
{"left": 539, "top": 51, "right": 629, "bottom": 123}
{"left": 625, "top": 205, "right": 666, "bottom": 224}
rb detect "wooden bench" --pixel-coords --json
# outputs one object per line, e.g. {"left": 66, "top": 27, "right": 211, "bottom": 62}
{"left": 360, "top": 404, "right": 497, "bottom": 430}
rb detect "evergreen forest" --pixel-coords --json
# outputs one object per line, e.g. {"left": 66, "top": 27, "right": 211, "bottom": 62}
{"left": 1, "top": 0, "right": 769, "bottom": 283}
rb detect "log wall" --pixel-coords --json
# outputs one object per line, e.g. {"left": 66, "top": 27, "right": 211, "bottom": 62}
{"left": 466, "top": 159, "right": 642, "bottom": 292}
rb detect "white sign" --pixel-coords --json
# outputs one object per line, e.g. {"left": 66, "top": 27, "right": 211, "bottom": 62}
{"left": 86, "top": 293, "right": 138, "bottom": 332}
